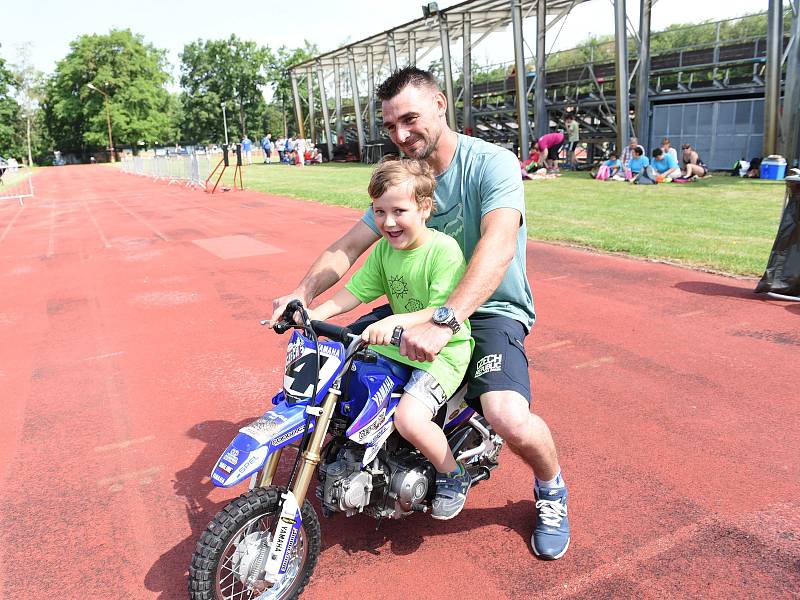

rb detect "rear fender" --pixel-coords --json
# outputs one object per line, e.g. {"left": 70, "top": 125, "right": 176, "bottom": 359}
{"left": 210, "top": 399, "right": 313, "bottom": 488}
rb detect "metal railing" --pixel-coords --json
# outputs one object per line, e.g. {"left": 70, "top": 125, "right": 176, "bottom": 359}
{"left": 120, "top": 153, "right": 214, "bottom": 189}
{"left": 0, "top": 163, "right": 34, "bottom": 206}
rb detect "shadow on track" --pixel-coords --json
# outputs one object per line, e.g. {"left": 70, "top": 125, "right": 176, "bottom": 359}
{"left": 674, "top": 281, "right": 759, "bottom": 299}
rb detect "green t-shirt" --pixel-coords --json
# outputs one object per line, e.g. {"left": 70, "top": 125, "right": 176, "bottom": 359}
{"left": 345, "top": 230, "right": 474, "bottom": 397}
{"left": 567, "top": 120, "right": 580, "bottom": 143}
{"left": 362, "top": 134, "right": 535, "bottom": 330}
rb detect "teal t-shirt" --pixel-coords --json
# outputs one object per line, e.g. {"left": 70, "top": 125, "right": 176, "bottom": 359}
{"left": 345, "top": 230, "right": 474, "bottom": 397}
{"left": 362, "top": 134, "right": 535, "bottom": 330}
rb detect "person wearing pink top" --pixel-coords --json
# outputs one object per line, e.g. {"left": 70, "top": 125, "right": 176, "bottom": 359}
{"left": 533, "top": 132, "right": 565, "bottom": 172}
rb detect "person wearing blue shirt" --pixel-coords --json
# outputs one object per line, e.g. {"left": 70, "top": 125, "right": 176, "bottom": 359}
{"left": 651, "top": 148, "right": 681, "bottom": 180}
{"left": 242, "top": 136, "right": 253, "bottom": 165}
{"left": 626, "top": 147, "right": 650, "bottom": 180}
{"left": 261, "top": 134, "right": 272, "bottom": 164}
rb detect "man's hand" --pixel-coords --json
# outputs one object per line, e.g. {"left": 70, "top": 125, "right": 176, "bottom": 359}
{"left": 267, "top": 292, "right": 309, "bottom": 328}
{"left": 399, "top": 321, "right": 453, "bottom": 363}
{"left": 362, "top": 316, "right": 403, "bottom": 346}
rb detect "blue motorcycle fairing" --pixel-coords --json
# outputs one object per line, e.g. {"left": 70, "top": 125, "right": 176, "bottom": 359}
{"left": 344, "top": 358, "right": 408, "bottom": 440}
{"left": 211, "top": 398, "right": 314, "bottom": 488}
{"left": 283, "top": 331, "right": 346, "bottom": 405}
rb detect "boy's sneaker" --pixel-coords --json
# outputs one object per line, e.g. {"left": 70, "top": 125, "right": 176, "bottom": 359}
{"left": 532, "top": 485, "right": 570, "bottom": 560}
{"left": 431, "top": 462, "right": 471, "bottom": 520}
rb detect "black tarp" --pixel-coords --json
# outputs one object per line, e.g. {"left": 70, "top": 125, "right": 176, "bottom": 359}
{"left": 755, "top": 176, "right": 800, "bottom": 297}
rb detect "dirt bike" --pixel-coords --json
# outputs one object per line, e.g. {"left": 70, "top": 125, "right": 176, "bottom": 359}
{"left": 188, "top": 300, "right": 504, "bottom": 599}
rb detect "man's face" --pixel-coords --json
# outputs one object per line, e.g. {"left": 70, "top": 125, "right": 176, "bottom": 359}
{"left": 629, "top": 138, "right": 638, "bottom": 149}
{"left": 381, "top": 85, "right": 446, "bottom": 160}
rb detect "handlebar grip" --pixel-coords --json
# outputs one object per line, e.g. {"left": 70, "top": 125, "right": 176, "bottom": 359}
{"left": 273, "top": 321, "right": 292, "bottom": 334}
{"left": 310, "top": 320, "right": 355, "bottom": 344}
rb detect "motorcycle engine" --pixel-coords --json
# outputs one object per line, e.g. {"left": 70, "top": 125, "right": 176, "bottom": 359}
{"left": 318, "top": 445, "right": 433, "bottom": 519}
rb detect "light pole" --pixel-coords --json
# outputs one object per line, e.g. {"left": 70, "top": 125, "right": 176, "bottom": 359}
{"left": 221, "top": 102, "right": 229, "bottom": 146}
{"left": 87, "top": 83, "right": 115, "bottom": 163}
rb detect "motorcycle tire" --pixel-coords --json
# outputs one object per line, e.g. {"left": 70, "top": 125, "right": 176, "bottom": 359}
{"left": 188, "top": 486, "right": 321, "bottom": 600}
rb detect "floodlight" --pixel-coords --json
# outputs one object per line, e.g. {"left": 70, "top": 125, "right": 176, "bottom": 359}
{"left": 422, "top": 2, "right": 439, "bottom": 18}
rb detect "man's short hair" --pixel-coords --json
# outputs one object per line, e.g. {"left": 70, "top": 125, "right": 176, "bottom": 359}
{"left": 368, "top": 155, "right": 436, "bottom": 213}
{"left": 376, "top": 66, "right": 440, "bottom": 101}
{"left": 652, "top": 148, "right": 663, "bottom": 158}
{"left": 633, "top": 147, "right": 644, "bottom": 156}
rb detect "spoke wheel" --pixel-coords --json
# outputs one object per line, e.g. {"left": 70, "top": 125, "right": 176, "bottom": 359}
{"left": 189, "top": 487, "right": 321, "bottom": 600}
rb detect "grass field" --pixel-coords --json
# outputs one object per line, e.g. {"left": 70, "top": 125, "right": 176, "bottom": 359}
{"left": 209, "top": 161, "right": 787, "bottom": 277}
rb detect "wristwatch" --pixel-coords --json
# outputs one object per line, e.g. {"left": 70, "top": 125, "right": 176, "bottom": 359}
{"left": 432, "top": 306, "right": 461, "bottom": 334}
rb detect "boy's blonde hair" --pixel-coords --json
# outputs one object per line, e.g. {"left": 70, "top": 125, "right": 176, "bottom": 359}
{"left": 368, "top": 155, "right": 436, "bottom": 211}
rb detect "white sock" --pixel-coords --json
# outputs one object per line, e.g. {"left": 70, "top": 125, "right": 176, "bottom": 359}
{"left": 535, "top": 469, "right": 565, "bottom": 490}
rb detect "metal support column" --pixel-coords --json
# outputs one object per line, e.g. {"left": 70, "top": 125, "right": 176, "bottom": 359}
{"left": 438, "top": 13, "right": 457, "bottom": 130}
{"left": 462, "top": 13, "right": 473, "bottom": 135}
{"left": 367, "top": 47, "right": 377, "bottom": 140}
{"left": 333, "top": 59, "right": 343, "bottom": 144}
{"left": 316, "top": 63, "right": 334, "bottom": 161}
{"left": 635, "top": 0, "right": 652, "bottom": 148}
{"left": 409, "top": 32, "right": 417, "bottom": 65}
{"left": 512, "top": 0, "right": 530, "bottom": 157}
{"left": 347, "top": 50, "right": 366, "bottom": 158}
{"left": 613, "top": 0, "right": 630, "bottom": 153}
{"left": 387, "top": 33, "right": 398, "bottom": 71}
{"left": 534, "top": 0, "right": 548, "bottom": 140}
{"left": 306, "top": 67, "right": 316, "bottom": 144}
{"left": 782, "top": 0, "right": 800, "bottom": 166}
{"left": 290, "top": 70, "right": 305, "bottom": 139}
{"left": 764, "top": 0, "right": 783, "bottom": 156}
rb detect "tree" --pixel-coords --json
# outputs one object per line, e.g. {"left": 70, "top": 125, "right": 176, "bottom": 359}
{"left": 179, "top": 35, "right": 270, "bottom": 144}
{"left": 10, "top": 44, "right": 52, "bottom": 165}
{"left": 0, "top": 49, "right": 22, "bottom": 160}
{"left": 42, "top": 29, "right": 173, "bottom": 159}
{"left": 266, "top": 42, "right": 318, "bottom": 138}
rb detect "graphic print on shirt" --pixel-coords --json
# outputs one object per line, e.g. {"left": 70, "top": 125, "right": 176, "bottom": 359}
{"left": 428, "top": 201, "right": 464, "bottom": 241}
{"left": 404, "top": 298, "right": 424, "bottom": 312}
{"left": 388, "top": 274, "right": 408, "bottom": 298}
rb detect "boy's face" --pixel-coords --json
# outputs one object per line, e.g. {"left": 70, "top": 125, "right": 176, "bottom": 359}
{"left": 372, "top": 183, "right": 432, "bottom": 251}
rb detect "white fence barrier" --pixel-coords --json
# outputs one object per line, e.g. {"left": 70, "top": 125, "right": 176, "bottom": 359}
{"left": 120, "top": 154, "right": 214, "bottom": 189}
{"left": 0, "top": 163, "right": 34, "bottom": 205}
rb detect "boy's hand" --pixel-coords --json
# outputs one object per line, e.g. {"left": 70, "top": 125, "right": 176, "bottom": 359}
{"left": 362, "top": 317, "right": 401, "bottom": 346}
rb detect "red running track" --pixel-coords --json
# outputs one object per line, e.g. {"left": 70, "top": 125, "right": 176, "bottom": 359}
{"left": 0, "top": 165, "right": 798, "bottom": 599}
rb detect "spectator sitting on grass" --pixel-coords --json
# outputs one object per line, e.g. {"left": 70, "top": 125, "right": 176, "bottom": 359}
{"left": 660, "top": 137, "right": 678, "bottom": 164}
{"left": 651, "top": 148, "right": 682, "bottom": 182}
{"left": 626, "top": 147, "right": 649, "bottom": 181}
{"left": 621, "top": 137, "right": 645, "bottom": 173}
{"left": 681, "top": 144, "right": 709, "bottom": 179}
{"left": 591, "top": 152, "right": 621, "bottom": 180}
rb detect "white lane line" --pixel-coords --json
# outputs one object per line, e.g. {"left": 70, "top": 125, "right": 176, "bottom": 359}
{"left": 676, "top": 310, "right": 705, "bottom": 318}
{"left": 110, "top": 198, "right": 170, "bottom": 241}
{"left": 541, "top": 275, "right": 569, "bottom": 281}
{"left": 82, "top": 351, "right": 125, "bottom": 362}
{"left": 537, "top": 340, "right": 573, "bottom": 351}
{"left": 97, "top": 465, "right": 162, "bottom": 487}
{"left": 0, "top": 204, "right": 25, "bottom": 243}
{"left": 82, "top": 200, "right": 111, "bottom": 248}
{"left": 573, "top": 356, "right": 615, "bottom": 369}
{"left": 95, "top": 435, "right": 155, "bottom": 453}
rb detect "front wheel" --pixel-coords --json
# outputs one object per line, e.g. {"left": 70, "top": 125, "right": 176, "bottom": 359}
{"left": 189, "top": 486, "right": 321, "bottom": 600}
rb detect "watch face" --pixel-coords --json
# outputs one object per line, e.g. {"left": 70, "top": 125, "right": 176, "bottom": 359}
{"left": 433, "top": 307, "right": 452, "bottom": 323}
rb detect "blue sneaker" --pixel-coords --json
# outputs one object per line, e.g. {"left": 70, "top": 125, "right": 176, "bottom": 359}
{"left": 532, "top": 485, "right": 570, "bottom": 560}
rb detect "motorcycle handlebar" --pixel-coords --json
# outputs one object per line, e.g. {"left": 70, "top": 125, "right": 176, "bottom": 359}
{"left": 310, "top": 320, "right": 356, "bottom": 344}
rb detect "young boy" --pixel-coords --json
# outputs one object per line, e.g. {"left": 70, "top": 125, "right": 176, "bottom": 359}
{"left": 626, "top": 146, "right": 650, "bottom": 181}
{"left": 592, "top": 152, "right": 621, "bottom": 180}
{"left": 305, "top": 156, "right": 474, "bottom": 520}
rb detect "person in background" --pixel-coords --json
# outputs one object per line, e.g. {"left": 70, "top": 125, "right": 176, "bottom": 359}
{"left": 626, "top": 147, "right": 649, "bottom": 181}
{"left": 285, "top": 137, "right": 295, "bottom": 164}
{"left": 651, "top": 148, "right": 682, "bottom": 181}
{"left": 241, "top": 135, "right": 253, "bottom": 165}
{"left": 532, "top": 131, "right": 565, "bottom": 173}
{"left": 660, "top": 137, "right": 678, "bottom": 164}
{"left": 565, "top": 114, "right": 580, "bottom": 171}
{"left": 681, "top": 144, "right": 709, "bottom": 179}
{"left": 261, "top": 134, "right": 272, "bottom": 164}
{"left": 276, "top": 137, "right": 286, "bottom": 163}
{"left": 620, "top": 137, "right": 645, "bottom": 174}
{"left": 592, "top": 152, "right": 621, "bottom": 180}
{"left": 294, "top": 137, "right": 306, "bottom": 166}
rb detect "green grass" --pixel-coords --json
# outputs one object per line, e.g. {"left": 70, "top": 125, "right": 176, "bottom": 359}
{"left": 216, "top": 162, "right": 786, "bottom": 277}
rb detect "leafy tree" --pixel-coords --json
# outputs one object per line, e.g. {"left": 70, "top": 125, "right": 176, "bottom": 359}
{"left": 179, "top": 35, "right": 270, "bottom": 144}
{"left": 0, "top": 50, "right": 22, "bottom": 159}
{"left": 10, "top": 44, "right": 53, "bottom": 165}
{"left": 42, "top": 29, "right": 173, "bottom": 158}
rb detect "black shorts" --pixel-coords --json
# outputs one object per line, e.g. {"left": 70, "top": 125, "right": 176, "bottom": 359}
{"left": 348, "top": 306, "right": 532, "bottom": 407}
{"left": 264, "top": 148, "right": 272, "bottom": 157}
{"left": 547, "top": 143, "right": 563, "bottom": 161}
{"left": 566, "top": 141, "right": 579, "bottom": 152}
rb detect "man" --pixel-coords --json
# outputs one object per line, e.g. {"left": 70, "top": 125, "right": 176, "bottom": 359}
{"left": 269, "top": 67, "right": 570, "bottom": 560}
{"left": 565, "top": 114, "right": 580, "bottom": 170}
{"left": 242, "top": 135, "right": 253, "bottom": 165}
{"left": 261, "top": 133, "right": 272, "bottom": 164}
{"left": 620, "top": 136, "right": 645, "bottom": 173}
{"left": 651, "top": 148, "right": 682, "bottom": 181}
